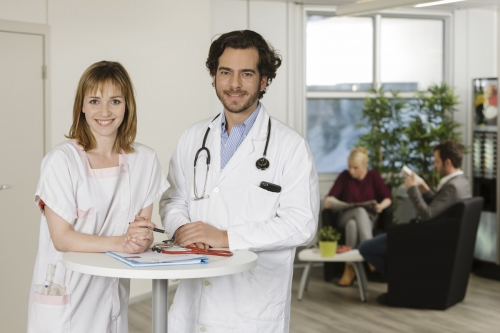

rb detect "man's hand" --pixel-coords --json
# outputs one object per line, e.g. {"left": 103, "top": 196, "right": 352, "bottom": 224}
{"left": 174, "top": 221, "right": 229, "bottom": 248}
{"left": 374, "top": 203, "right": 384, "bottom": 213}
{"left": 404, "top": 173, "right": 419, "bottom": 188}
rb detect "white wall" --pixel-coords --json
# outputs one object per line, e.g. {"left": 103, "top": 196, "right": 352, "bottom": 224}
{"left": 210, "top": 0, "right": 289, "bottom": 124}
{"left": 0, "top": 0, "right": 46, "bottom": 24}
{"left": 453, "top": 8, "right": 498, "bottom": 179}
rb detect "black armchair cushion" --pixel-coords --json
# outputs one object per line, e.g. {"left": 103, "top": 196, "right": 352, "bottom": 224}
{"left": 386, "top": 197, "right": 484, "bottom": 310}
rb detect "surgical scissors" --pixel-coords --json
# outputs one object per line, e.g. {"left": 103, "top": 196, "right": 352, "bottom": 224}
{"left": 161, "top": 245, "right": 233, "bottom": 257}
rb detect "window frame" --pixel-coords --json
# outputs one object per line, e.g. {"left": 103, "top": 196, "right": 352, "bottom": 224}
{"left": 300, "top": 6, "right": 453, "bottom": 180}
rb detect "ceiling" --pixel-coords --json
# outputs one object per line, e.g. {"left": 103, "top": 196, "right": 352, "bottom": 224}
{"left": 254, "top": 0, "right": 500, "bottom": 11}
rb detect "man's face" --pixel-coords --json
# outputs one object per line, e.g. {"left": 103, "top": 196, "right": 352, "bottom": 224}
{"left": 434, "top": 150, "right": 447, "bottom": 178}
{"left": 213, "top": 47, "right": 267, "bottom": 115}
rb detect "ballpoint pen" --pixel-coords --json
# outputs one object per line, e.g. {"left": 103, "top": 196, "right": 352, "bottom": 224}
{"left": 147, "top": 226, "right": 169, "bottom": 234}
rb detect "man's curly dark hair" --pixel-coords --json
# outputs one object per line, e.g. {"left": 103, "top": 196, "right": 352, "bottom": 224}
{"left": 206, "top": 30, "right": 282, "bottom": 99}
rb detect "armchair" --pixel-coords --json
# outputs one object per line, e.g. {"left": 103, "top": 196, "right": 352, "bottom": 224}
{"left": 386, "top": 197, "right": 484, "bottom": 309}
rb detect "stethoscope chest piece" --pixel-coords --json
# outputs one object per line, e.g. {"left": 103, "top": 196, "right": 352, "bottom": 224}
{"left": 256, "top": 157, "right": 270, "bottom": 170}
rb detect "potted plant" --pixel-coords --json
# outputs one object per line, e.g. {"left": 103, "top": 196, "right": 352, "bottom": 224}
{"left": 318, "top": 226, "right": 341, "bottom": 257}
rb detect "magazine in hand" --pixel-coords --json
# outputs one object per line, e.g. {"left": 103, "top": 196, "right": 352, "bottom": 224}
{"left": 327, "top": 196, "right": 377, "bottom": 212}
{"left": 106, "top": 250, "right": 209, "bottom": 267}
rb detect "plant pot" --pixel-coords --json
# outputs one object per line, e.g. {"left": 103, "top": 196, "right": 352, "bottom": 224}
{"left": 319, "top": 241, "right": 337, "bottom": 257}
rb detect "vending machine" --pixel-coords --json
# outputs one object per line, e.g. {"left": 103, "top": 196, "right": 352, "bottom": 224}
{"left": 472, "top": 77, "right": 500, "bottom": 278}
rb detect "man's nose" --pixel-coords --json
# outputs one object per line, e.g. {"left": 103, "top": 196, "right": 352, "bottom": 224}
{"left": 229, "top": 74, "right": 242, "bottom": 89}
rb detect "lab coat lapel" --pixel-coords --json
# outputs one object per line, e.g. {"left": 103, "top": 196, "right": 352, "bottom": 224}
{"left": 209, "top": 118, "right": 222, "bottom": 186}
{"left": 215, "top": 107, "right": 269, "bottom": 185}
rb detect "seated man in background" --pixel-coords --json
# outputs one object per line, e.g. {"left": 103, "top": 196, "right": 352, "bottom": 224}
{"left": 358, "top": 140, "right": 471, "bottom": 277}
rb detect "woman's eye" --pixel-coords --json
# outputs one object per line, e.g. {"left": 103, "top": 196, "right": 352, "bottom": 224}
{"left": 89, "top": 99, "right": 98, "bottom": 105}
{"left": 112, "top": 99, "right": 122, "bottom": 105}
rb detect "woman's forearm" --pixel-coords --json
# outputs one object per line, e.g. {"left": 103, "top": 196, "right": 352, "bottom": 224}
{"left": 44, "top": 205, "right": 125, "bottom": 253}
{"left": 379, "top": 198, "right": 392, "bottom": 210}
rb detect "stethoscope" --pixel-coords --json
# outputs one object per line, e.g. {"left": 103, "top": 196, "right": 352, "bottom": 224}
{"left": 193, "top": 113, "right": 272, "bottom": 200}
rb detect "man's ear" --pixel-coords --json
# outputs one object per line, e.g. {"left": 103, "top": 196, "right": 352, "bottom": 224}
{"left": 212, "top": 76, "right": 216, "bottom": 88}
{"left": 260, "top": 76, "right": 267, "bottom": 92}
{"left": 444, "top": 158, "right": 453, "bottom": 169}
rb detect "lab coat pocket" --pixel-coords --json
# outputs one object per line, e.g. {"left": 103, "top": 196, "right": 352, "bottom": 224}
{"left": 74, "top": 207, "right": 95, "bottom": 234}
{"left": 235, "top": 268, "right": 287, "bottom": 321}
{"left": 32, "top": 292, "right": 71, "bottom": 332}
{"left": 244, "top": 182, "right": 280, "bottom": 222}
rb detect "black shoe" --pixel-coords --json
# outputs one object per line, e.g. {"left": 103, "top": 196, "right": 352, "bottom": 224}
{"left": 376, "top": 292, "right": 389, "bottom": 306}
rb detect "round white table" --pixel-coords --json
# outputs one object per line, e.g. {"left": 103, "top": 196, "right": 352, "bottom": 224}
{"left": 297, "top": 248, "right": 368, "bottom": 302}
{"left": 63, "top": 250, "right": 257, "bottom": 333}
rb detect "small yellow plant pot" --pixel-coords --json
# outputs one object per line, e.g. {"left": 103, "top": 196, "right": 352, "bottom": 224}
{"left": 319, "top": 241, "right": 337, "bottom": 258}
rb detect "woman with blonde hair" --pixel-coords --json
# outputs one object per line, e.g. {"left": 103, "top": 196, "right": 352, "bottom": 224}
{"left": 325, "top": 147, "right": 392, "bottom": 286}
{"left": 27, "top": 61, "right": 169, "bottom": 332}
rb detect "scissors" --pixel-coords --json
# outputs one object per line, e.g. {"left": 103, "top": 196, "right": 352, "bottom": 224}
{"left": 161, "top": 245, "right": 233, "bottom": 257}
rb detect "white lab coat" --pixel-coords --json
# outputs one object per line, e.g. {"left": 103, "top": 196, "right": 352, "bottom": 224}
{"left": 27, "top": 140, "right": 168, "bottom": 333}
{"left": 160, "top": 105, "right": 319, "bottom": 333}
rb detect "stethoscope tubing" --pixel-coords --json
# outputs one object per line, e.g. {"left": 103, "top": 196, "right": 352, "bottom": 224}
{"left": 193, "top": 113, "right": 271, "bottom": 200}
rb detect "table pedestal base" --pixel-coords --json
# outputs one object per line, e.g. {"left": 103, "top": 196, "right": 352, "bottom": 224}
{"left": 152, "top": 279, "right": 169, "bottom": 333}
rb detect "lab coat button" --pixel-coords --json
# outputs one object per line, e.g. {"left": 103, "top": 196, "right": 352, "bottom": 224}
{"left": 113, "top": 278, "right": 118, "bottom": 283}
{"left": 112, "top": 316, "right": 117, "bottom": 322}
{"left": 213, "top": 187, "right": 219, "bottom": 193}
{"left": 123, "top": 166, "right": 128, "bottom": 171}
{"left": 200, "top": 327, "right": 206, "bottom": 332}
{"left": 204, "top": 280, "right": 210, "bottom": 286}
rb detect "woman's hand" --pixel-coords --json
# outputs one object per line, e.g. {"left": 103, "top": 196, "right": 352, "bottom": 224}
{"left": 374, "top": 203, "right": 384, "bottom": 213}
{"left": 122, "top": 215, "right": 155, "bottom": 254}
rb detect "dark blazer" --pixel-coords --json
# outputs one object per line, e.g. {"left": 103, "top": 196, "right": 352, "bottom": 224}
{"left": 407, "top": 174, "right": 471, "bottom": 221}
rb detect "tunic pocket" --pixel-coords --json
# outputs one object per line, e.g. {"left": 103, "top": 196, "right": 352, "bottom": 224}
{"left": 32, "top": 292, "right": 71, "bottom": 332}
{"left": 243, "top": 182, "right": 280, "bottom": 222}
{"left": 235, "top": 267, "right": 287, "bottom": 321}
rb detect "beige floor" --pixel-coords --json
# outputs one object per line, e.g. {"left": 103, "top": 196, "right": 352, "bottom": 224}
{"left": 129, "top": 266, "right": 500, "bottom": 333}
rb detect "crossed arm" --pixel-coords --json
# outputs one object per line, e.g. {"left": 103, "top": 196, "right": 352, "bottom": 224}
{"left": 45, "top": 204, "right": 156, "bottom": 254}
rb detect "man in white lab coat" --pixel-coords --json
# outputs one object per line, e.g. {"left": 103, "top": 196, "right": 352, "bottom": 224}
{"left": 160, "top": 30, "right": 319, "bottom": 333}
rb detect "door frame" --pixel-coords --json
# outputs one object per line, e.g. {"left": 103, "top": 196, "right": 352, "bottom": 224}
{"left": 0, "top": 19, "right": 50, "bottom": 153}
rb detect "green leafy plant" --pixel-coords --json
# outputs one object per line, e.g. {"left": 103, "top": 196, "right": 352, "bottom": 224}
{"left": 356, "top": 87, "right": 408, "bottom": 217}
{"left": 356, "top": 83, "right": 464, "bottom": 220}
{"left": 403, "top": 83, "right": 463, "bottom": 190}
{"left": 318, "top": 226, "right": 341, "bottom": 242}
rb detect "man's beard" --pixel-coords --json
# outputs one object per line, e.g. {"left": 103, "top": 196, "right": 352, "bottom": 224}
{"left": 216, "top": 87, "right": 260, "bottom": 114}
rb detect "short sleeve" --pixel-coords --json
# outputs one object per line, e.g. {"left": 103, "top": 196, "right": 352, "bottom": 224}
{"left": 34, "top": 150, "right": 78, "bottom": 225}
{"left": 327, "top": 170, "right": 347, "bottom": 198}
{"left": 142, "top": 153, "right": 170, "bottom": 209}
{"left": 372, "top": 170, "right": 393, "bottom": 200}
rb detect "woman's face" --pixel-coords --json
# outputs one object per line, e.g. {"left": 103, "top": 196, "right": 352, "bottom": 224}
{"left": 82, "top": 84, "right": 126, "bottom": 142}
{"left": 348, "top": 159, "right": 367, "bottom": 180}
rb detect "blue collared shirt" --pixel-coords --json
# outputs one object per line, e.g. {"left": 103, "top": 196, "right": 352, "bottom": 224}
{"left": 220, "top": 103, "right": 261, "bottom": 169}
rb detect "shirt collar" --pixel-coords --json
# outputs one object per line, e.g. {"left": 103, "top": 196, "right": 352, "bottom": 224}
{"left": 220, "top": 102, "right": 261, "bottom": 133}
{"left": 437, "top": 170, "right": 464, "bottom": 191}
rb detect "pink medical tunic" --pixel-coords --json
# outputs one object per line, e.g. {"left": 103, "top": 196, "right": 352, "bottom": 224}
{"left": 27, "top": 140, "right": 168, "bottom": 333}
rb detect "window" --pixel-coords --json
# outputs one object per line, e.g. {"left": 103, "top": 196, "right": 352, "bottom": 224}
{"left": 306, "top": 12, "right": 447, "bottom": 174}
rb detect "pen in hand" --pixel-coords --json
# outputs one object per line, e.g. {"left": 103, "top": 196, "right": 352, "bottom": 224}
{"left": 128, "top": 221, "right": 168, "bottom": 234}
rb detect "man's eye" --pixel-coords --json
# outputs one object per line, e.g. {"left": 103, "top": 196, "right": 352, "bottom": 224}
{"left": 220, "top": 71, "right": 229, "bottom": 75}
{"left": 243, "top": 73, "right": 252, "bottom": 77}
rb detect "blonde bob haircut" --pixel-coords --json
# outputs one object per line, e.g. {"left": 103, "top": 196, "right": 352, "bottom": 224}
{"left": 66, "top": 61, "right": 137, "bottom": 153}
{"left": 348, "top": 147, "right": 369, "bottom": 166}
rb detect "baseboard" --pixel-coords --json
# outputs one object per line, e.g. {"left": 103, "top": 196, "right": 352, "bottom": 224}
{"left": 472, "top": 259, "right": 500, "bottom": 281}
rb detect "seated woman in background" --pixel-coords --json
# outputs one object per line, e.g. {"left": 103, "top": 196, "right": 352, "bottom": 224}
{"left": 324, "top": 147, "right": 392, "bottom": 286}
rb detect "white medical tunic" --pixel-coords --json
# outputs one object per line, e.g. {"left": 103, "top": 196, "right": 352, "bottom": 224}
{"left": 27, "top": 140, "right": 168, "bottom": 333}
{"left": 160, "top": 106, "right": 320, "bottom": 333}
